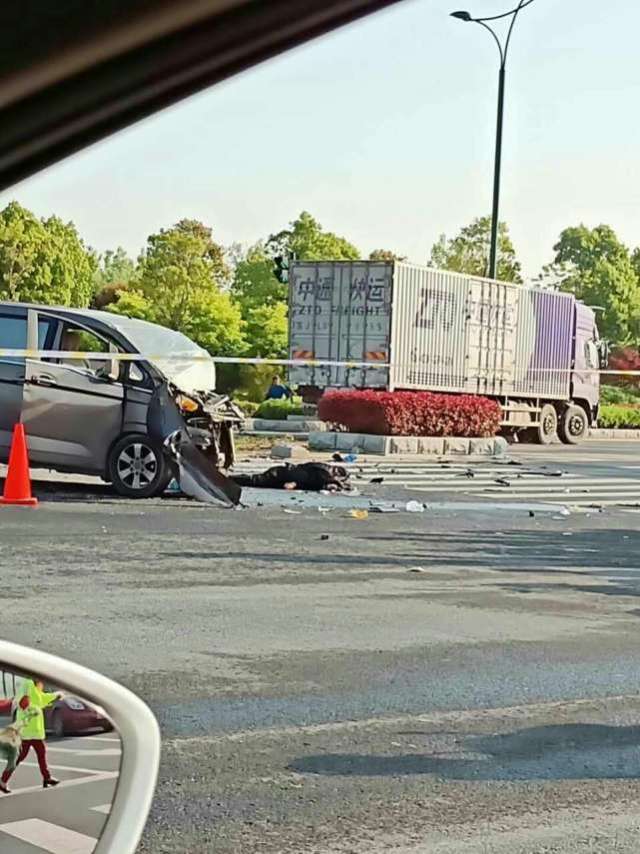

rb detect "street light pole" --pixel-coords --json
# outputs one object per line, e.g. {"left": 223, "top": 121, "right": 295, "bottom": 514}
{"left": 451, "top": 0, "right": 535, "bottom": 280}
{"left": 489, "top": 65, "right": 505, "bottom": 280}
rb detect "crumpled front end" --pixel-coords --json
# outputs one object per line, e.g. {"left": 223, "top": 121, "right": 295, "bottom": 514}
{"left": 147, "top": 383, "right": 244, "bottom": 506}
{"left": 174, "top": 389, "right": 245, "bottom": 471}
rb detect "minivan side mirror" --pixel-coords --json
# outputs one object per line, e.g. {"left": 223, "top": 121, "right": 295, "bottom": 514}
{"left": 0, "top": 640, "right": 160, "bottom": 854}
{"left": 96, "top": 356, "right": 120, "bottom": 382}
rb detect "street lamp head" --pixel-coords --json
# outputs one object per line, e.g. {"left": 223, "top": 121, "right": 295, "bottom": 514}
{"left": 450, "top": 10, "right": 473, "bottom": 21}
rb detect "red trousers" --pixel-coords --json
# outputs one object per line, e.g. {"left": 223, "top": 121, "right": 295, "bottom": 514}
{"left": 1, "top": 739, "right": 50, "bottom": 783}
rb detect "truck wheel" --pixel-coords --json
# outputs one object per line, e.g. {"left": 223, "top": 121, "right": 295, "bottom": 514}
{"left": 108, "top": 434, "right": 172, "bottom": 498}
{"left": 558, "top": 405, "right": 588, "bottom": 445}
{"left": 523, "top": 403, "right": 557, "bottom": 445}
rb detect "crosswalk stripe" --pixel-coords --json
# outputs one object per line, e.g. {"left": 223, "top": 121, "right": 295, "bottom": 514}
{"left": 0, "top": 819, "right": 95, "bottom": 854}
{"left": 234, "top": 459, "right": 640, "bottom": 507}
{"left": 404, "top": 482, "right": 640, "bottom": 493}
{"left": 91, "top": 804, "right": 111, "bottom": 814}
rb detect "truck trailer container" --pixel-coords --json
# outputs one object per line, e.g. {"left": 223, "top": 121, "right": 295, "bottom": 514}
{"left": 288, "top": 261, "right": 606, "bottom": 444}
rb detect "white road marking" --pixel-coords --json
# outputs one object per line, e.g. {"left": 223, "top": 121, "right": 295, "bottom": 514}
{"left": 7, "top": 763, "right": 118, "bottom": 799}
{"left": 166, "top": 693, "right": 640, "bottom": 746}
{"left": 91, "top": 804, "right": 111, "bottom": 814}
{"left": 236, "top": 460, "right": 640, "bottom": 508}
{"left": 47, "top": 746, "right": 121, "bottom": 757}
{"left": 22, "top": 759, "right": 116, "bottom": 775}
{"left": 0, "top": 818, "right": 96, "bottom": 853}
{"left": 76, "top": 736, "right": 119, "bottom": 744}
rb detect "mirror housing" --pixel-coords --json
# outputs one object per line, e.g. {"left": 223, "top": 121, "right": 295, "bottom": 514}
{"left": 597, "top": 339, "right": 610, "bottom": 370}
{"left": 0, "top": 641, "right": 160, "bottom": 854}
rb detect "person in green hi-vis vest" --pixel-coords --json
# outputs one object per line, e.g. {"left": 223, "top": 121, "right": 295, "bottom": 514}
{"left": 0, "top": 678, "right": 62, "bottom": 793}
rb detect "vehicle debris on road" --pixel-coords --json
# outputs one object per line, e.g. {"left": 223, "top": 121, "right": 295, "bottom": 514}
{"left": 406, "top": 500, "right": 426, "bottom": 513}
{"left": 148, "top": 383, "right": 242, "bottom": 506}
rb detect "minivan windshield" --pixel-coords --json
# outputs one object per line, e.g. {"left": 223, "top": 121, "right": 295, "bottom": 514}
{"left": 96, "top": 311, "right": 217, "bottom": 394}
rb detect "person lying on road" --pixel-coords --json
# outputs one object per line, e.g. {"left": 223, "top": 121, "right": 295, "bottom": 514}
{"left": 232, "top": 462, "right": 351, "bottom": 492}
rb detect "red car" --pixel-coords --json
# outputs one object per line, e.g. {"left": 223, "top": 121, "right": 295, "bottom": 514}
{"left": 3, "top": 686, "right": 112, "bottom": 738}
{"left": 43, "top": 691, "right": 113, "bottom": 738}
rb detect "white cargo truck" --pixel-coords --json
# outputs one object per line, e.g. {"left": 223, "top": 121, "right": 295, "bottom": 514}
{"left": 288, "top": 261, "right": 606, "bottom": 444}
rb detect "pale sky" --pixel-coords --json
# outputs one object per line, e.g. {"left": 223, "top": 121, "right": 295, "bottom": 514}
{"left": 1, "top": 0, "right": 639, "bottom": 279}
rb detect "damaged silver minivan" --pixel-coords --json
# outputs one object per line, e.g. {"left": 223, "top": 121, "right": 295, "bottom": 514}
{"left": 0, "top": 302, "right": 243, "bottom": 497}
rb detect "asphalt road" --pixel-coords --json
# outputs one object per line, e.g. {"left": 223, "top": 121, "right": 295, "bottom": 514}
{"left": 1, "top": 440, "right": 640, "bottom": 852}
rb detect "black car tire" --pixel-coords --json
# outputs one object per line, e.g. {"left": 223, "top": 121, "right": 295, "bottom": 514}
{"left": 51, "top": 710, "right": 66, "bottom": 738}
{"left": 108, "top": 433, "right": 172, "bottom": 499}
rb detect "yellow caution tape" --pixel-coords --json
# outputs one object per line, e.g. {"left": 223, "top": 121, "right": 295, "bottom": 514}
{"left": 0, "top": 348, "right": 639, "bottom": 376}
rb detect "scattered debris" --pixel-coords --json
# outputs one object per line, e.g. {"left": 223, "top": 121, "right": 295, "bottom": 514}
{"left": 494, "top": 478, "right": 511, "bottom": 486}
{"left": 333, "top": 452, "right": 358, "bottom": 463}
{"left": 406, "top": 500, "right": 425, "bottom": 513}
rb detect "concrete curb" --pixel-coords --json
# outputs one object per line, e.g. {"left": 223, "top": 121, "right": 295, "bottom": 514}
{"left": 244, "top": 418, "right": 326, "bottom": 433}
{"left": 590, "top": 428, "right": 640, "bottom": 440}
{"left": 308, "top": 432, "right": 508, "bottom": 456}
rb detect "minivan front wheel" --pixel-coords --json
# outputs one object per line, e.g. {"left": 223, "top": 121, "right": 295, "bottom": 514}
{"left": 108, "top": 434, "right": 171, "bottom": 498}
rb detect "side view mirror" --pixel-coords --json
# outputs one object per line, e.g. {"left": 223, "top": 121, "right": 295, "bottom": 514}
{"left": 96, "top": 360, "right": 119, "bottom": 381}
{"left": 597, "top": 340, "right": 610, "bottom": 369}
{"left": 0, "top": 640, "right": 160, "bottom": 854}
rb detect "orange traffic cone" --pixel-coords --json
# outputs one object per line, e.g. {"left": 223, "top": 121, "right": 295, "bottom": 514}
{"left": 0, "top": 424, "right": 38, "bottom": 507}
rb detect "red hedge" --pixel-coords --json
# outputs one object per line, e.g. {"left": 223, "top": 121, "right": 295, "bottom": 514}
{"left": 318, "top": 390, "right": 502, "bottom": 437}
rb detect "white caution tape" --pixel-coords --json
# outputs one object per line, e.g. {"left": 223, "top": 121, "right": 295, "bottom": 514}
{"left": 0, "top": 349, "right": 385, "bottom": 369}
{"left": 0, "top": 348, "right": 637, "bottom": 376}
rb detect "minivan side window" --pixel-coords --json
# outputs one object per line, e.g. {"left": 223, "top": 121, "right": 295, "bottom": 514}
{"left": 45, "top": 320, "right": 121, "bottom": 376}
{"left": 0, "top": 314, "right": 52, "bottom": 364}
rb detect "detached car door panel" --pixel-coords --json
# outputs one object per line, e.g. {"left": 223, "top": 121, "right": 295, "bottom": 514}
{"left": 22, "top": 361, "right": 125, "bottom": 473}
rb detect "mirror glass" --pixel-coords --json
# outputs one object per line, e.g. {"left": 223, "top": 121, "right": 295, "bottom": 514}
{"left": 0, "top": 666, "right": 121, "bottom": 853}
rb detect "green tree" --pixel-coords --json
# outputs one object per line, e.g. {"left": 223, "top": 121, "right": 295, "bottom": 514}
{"left": 230, "top": 242, "right": 288, "bottom": 359}
{"left": 41, "top": 215, "right": 97, "bottom": 307}
{"left": 632, "top": 247, "right": 640, "bottom": 284}
{"left": 92, "top": 247, "right": 138, "bottom": 310}
{"left": 243, "top": 302, "right": 288, "bottom": 359}
{"left": 0, "top": 202, "right": 96, "bottom": 306}
{"left": 266, "top": 211, "right": 360, "bottom": 261}
{"left": 231, "top": 242, "right": 286, "bottom": 311}
{"left": 541, "top": 224, "right": 640, "bottom": 345}
{"left": 109, "top": 219, "right": 244, "bottom": 355}
{"left": 95, "top": 247, "right": 136, "bottom": 286}
{"left": 368, "top": 249, "right": 407, "bottom": 262}
{"left": 429, "top": 216, "right": 522, "bottom": 283}
{"left": 0, "top": 202, "right": 47, "bottom": 301}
